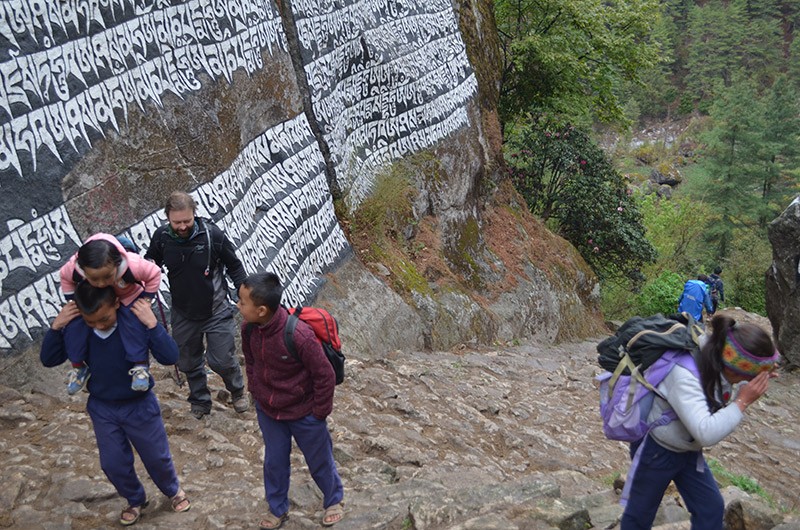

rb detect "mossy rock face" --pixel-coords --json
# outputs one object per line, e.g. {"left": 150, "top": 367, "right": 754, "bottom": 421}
{"left": 649, "top": 164, "right": 682, "bottom": 186}
{"left": 444, "top": 215, "right": 486, "bottom": 291}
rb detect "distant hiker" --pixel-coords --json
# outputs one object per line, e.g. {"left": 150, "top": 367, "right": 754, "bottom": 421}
{"left": 707, "top": 266, "right": 725, "bottom": 313}
{"left": 40, "top": 282, "right": 191, "bottom": 526}
{"left": 144, "top": 191, "right": 249, "bottom": 419}
{"left": 677, "top": 275, "right": 714, "bottom": 322}
{"left": 238, "top": 272, "right": 344, "bottom": 528}
{"left": 621, "top": 313, "right": 779, "bottom": 529}
{"left": 59, "top": 234, "right": 161, "bottom": 395}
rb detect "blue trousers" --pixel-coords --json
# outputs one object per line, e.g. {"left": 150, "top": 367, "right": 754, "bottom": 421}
{"left": 86, "top": 392, "right": 180, "bottom": 507}
{"left": 621, "top": 436, "right": 724, "bottom": 530}
{"left": 255, "top": 405, "right": 343, "bottom": 517}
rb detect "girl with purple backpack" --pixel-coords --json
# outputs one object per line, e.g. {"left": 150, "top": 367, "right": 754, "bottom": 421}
{"left": 621, "top": 313, "right": 779, "bottom": 529}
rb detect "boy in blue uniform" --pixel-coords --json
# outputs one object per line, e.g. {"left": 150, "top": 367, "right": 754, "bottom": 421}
{"left": 41, "top": 281, "right": 191, "bottom": 526}
{"left": 238, "top": 272, "right": 344, "bottom": 528}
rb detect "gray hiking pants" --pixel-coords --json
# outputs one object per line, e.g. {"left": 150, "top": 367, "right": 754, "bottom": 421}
{"left": 171, "top": 304, "right": 244, "bottom": 413}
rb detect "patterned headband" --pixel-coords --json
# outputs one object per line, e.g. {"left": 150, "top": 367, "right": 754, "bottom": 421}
{"left": 722, "top": 330, "right": 779, "bottom": 377}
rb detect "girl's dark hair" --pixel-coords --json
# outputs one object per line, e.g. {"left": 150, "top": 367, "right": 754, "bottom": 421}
{"left": 74, "top": 280, "right": 117, "bottom": 315}
{"left": 77, "top": 239, "right": 122, "bottom": 269}
{"left": 165, "top": 191, "right": 197, "bottom": 215}
{"left": 698, "top": 313, "right": 776, "bottom": 411}
{"left": 241, "top": 272, "right": 282, "bottom": 311}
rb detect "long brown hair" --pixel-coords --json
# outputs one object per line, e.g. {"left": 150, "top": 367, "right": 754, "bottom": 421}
{"left": 698, "top": 314, "right": 776, "bottom": 411}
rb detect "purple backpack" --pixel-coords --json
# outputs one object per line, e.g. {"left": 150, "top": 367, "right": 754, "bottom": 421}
{"left": 597, "top": 349, "right": 699, "bottom": 442}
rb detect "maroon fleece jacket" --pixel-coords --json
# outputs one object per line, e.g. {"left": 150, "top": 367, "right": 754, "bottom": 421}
{"left": 242, "top": 307, "right": 335, "bottom": 420}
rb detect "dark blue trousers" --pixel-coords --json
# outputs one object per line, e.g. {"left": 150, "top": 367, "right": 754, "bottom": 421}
{"left": 621, "top": 436, "right": 724, "bottom": 530}
{"left": 86, "top": 392, "right": 180, "bottom": 507}
{"left": 255, "top": 405, "right": 343, "bottom": 517}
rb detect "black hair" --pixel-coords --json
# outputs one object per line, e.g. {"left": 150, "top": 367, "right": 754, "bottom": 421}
{"left": 77, "top": 239, "right": 122, "bottom": 270}
{"left": 714, "top": 266, "right": 723, "bottom": 275}
{"left": 242, "top": 272, "right": 282, "bottom": 311}
{"left": 74, "top": 280, "right": 117, "bottom": 315}
{"left": 697, "top": 313, "right": 776, "bottom": 411}
{"left": 697, "top": 274, "right": 709, "bottom": 282}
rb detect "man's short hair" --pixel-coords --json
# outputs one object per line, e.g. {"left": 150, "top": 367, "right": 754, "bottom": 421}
{"left": 242, "top": 272, "right": 282, "bottom": 311}
{"left": 74, "top": 281, "right": 117, "bottom": 315}
{"left": 714, "top": 266, "right": 723, "bottom": 275}
{"left": 164, "top": 191, "right": 197, "bottom": 215}
{"left": 697, "top": 274, "right": 709, "bottom": 282}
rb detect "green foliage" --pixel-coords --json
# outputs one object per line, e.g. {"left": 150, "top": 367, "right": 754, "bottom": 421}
{"left": 759, "top": 75, "right": 800, "bottom": 215}
{"left": 494, "top": 0, "right": 662, "bottom": 129}
{"left": 697, "top": 75, "right": 800, "bottom": 261}
{"left": 684, "top": 0, "right": 750, "bottom": 105}
{"left": 698, "top": 78, "right": 766, "bottom": 259}
{"left": 637, "top": 194, "right": 714, "bottom": 274}
{"left": 635, "top": 271, "right": 684, "bottom": 316}
{"left": 350, "top": 168, "right": 414, "bottom": 244}
{"left": 707, "top": 458, "right": 775, "bottom": 506}
{"left": 724, "top": 228, "right": 772, "bottom": 315}
{"left": 626, "top": 0, "right": 796, "bottom": 119}
{"left": 507, "top": 116, "right": 656, "bottom": 281}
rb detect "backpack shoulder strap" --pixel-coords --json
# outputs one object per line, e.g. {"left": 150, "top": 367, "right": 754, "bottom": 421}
{"left": 284, "top": 307, "right": 301, "bottom": 363}
{"left": 121, "top": 267, "right": 139, "bottom": 286}
{"left": 243, "top": 322, "right": 255, "bottom": 349}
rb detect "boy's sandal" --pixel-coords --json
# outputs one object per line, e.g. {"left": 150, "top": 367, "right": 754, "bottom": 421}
{"left": 259, "top": 512, "right": 288, "bottom": 530}
{"left": 171, "top": 490, "right": 191, "bottom": 513}
{"left": 322, "top": 503, "right": 344, "bottom": 527}
{"left": 119, "top": 504, "right": 142, "bottom": 526}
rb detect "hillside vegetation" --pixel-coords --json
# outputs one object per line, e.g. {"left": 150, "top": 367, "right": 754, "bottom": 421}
{"left": 494, "top": 0, "right": 800, "bottom": 319}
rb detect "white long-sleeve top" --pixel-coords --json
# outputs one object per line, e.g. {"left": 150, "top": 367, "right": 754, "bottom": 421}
{"left": 648, "top": 365, "right": 744, "bottom": 452}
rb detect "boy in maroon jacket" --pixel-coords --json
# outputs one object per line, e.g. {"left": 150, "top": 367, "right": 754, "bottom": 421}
{"left": 238, "top": 272, "right": 344, "bottom": 529}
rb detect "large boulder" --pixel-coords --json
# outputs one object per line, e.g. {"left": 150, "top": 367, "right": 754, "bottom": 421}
{"left": 765, "top": 196, "right": 800, "bottom": 367}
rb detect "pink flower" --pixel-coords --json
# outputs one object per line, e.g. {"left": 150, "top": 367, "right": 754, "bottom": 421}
{"left": 593, "top": 246, "right": 600, "bottom": 253}
{"left": 580, "top": 160, "right": 587, "bottom": 165}
{"left": 588, "top": 239, "right": 593, "bottom": 245}
{"left": 617, "top": 207, "right": 624, "bottom": 212}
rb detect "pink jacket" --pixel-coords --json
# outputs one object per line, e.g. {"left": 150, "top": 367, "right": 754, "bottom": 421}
{"left": 59, "top": 233, "right": 161, "bottom": 306}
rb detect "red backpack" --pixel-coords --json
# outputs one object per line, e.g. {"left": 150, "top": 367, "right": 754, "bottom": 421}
{"left": 244, "top": 305, "right": 345, "bottom": 385}
{"left": 286, "top": 306, "right": 345, "bottom": 385}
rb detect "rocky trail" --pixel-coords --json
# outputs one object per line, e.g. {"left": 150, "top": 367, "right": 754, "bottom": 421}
{"left": 2, "top": 314, "right": 799, "bottom": 529}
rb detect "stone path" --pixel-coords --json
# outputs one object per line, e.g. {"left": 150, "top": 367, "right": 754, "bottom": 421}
{"left": 1, "top": 335, "right": 798, "bottom": 529}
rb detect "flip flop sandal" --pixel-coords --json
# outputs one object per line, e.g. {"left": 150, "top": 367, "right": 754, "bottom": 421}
{"left": 322, "top": 502, "right": 344, "bottom": 527}
{"left": 259, "top": 512, "right": 288, "bottom": 529}
{"left": 171, "top": 490, "right": 191, "bottom": 513}
{"left": 120, "top": 503, "right": 144, "bottom": 526}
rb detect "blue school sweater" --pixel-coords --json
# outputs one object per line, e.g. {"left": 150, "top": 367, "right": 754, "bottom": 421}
{"left": 41, "top": 306, "right": 178, "bottom": 401}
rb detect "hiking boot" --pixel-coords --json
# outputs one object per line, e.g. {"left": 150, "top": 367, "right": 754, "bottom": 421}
{"left": 129, "top": 365, "right": 150, "bottom": 392}
{"left": 233, "top": 394, "right": 250, "bottom": 413}
{"left": 191, "top": 406, "right": 210, "bottom": 420}
{"left": 67, "top": 366, "right": 90, "bottom": 395}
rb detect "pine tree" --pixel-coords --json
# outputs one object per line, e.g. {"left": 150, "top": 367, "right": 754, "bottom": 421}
{"left": 699, "top": 77, "right": 765, "bottom": 258}
{"left": 685, "top": 0, "right": 748, "bottom": 108}
{"left": 759, "top": 74, "right": 800, "bottom": 223}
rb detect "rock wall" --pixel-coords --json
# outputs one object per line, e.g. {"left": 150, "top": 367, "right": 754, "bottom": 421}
{"left": 0, "top": 0, "right": 603, "bottom": 369}
{"left": 766, "top": 196, "right": 800, "bottom": 367}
